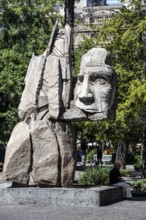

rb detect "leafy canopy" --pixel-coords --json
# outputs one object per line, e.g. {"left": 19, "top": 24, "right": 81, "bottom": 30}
{"left": 0, "top": 0, "right": 62, "bottom": 143}
{"left": 75, "top": 0, "right": 146, "bottom": 146}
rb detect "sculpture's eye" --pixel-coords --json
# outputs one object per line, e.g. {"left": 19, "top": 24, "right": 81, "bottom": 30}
{"left": 78, "top": 75, "right": 84, "bottom": 83}
{"left": 96, "top": 78, "right": 107, "bottom": 84}
{"left": 89, "top": 74, "right": 108, "bottom": 85}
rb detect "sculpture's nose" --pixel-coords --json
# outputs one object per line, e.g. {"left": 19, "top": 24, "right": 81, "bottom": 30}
{"left": 78, "top": 78, "right": 94, "bottom": 104}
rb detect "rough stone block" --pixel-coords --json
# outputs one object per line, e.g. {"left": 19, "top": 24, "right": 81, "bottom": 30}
{"left": 43, "top": 55, "right": 61, "bottom": 119}
{"left": 18, "top": 52, "right": 46, "bottom": 120}
{"left": 55, "top": 122, "right": 76, "bottom": 186}
{"left": 31, "top": 120, "right": 59, "bottom": 186}
{"left": 3, "top": 122, "right": 31, "bottom": 185}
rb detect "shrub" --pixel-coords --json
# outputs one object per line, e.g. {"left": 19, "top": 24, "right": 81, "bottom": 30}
{"left": 86, "top": 149, "right": 96, "bottom": 162}
{"left": 135, "top": 155, "right": 141, "bottom": 163}
{"left": 79, "top": 167, "right": 110, "bottom": 186}
{"left": 131, "top": 179, "right": 146, "bottom": 191}
{"left": 120, "top": 169, "right": 131, "bottom": 177}
{"left": 134, "top": 163, "right": 142, "bottom": 171}
{"left": 134, "top": 155, "right": 142, "bottom": 171}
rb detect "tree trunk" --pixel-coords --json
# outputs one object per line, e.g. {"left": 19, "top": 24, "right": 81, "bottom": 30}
{"left": 141, "top": 127, "right": 146, "bottom": 178}
{"left": 116, "top": 141, "right": 128, "bottom": 169}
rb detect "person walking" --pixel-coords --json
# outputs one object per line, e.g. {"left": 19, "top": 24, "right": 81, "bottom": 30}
{"left": 109, "top": 162, "right": 132, "bottom": 199}
{"left": 97, "top": 146, "right": 103, "bottom": 166}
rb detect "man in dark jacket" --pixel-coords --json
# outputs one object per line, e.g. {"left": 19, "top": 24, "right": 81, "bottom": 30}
{"left": 109, "top": 162, "right": 132, "bottom": 199}
{"left": 97, "top": 146, "right": 103, "bottom": 166}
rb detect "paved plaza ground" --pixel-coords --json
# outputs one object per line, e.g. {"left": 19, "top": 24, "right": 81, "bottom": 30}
{"left": 0, "top": 198, "right": 146, "bottom": 220}
{"left": 0, "top": 165, "right": 145, "bottom": 220}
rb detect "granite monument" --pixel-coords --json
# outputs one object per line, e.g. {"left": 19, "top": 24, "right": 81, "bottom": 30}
{"left": 3, "top": 22, "right": 117, "bottom": 186}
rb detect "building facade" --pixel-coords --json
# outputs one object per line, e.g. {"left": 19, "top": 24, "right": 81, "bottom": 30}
{"left": 74, "top": 0, "right": 124, "bottom": 47}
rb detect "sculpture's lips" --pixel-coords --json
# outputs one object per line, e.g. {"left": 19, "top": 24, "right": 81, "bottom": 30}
{"left": 76, "top": 98, "right": 111, "bottom": 113}
{"left": 78, "top": 97, "right": 95, "bottom": 106}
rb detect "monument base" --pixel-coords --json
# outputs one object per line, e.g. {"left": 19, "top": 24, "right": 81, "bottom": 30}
{"left": 0, "top": 183, "right": 122, "bottom": 206}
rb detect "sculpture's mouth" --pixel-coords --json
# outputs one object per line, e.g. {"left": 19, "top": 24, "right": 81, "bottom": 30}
{"left": 75, "top": 97, "right": 111, "bottom": 113}
{"left": 78, "top": 97, "right": 95, "bottom": 106}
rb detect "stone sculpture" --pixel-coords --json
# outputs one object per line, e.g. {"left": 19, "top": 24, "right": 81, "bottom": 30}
{"left": 3, "top": 21, "right": 117, "bottom": 186}
{"left": 74, "top": 48, "right": 117, "bottom": 120}
{"left": 3, "top": 22, "right": 76, "bottom": 186}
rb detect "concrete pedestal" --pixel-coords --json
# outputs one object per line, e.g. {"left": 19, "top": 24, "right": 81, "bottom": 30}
{"left": 0, "top": 182, "right": 122, "bottom": 206}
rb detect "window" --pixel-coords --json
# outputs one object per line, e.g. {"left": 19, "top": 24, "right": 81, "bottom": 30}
{"left": 87, "top": 0, "right": 106, "bottom": 7}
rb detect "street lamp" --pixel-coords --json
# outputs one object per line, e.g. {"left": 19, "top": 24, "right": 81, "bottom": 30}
{"left": 93, "top": 142, "right": 97, "bottom": 147}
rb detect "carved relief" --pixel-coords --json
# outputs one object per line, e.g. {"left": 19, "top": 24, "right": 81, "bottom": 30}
{"left": 74, "top": 48, "right": 117, "bottom": 120}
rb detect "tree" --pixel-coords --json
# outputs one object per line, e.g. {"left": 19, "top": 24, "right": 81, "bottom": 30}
{"left": 74, "top": 0, "right": 146, "bottom": 167}
{"left": 0, "top": 0, "right": 62, "bottom": 143}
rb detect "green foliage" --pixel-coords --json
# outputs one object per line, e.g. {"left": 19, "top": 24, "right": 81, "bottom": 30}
{"left": 0, "top": 0, "right": 62, "bottom": 143}
{"left": 74, "top": 120, "right": 110, "bottom": 146}
{"left": 134, "top": 163, "right": 143, "bottom": 171}
{"left": 79, "top": 167, "right": 110, "bottom": 186}
{"left": 86, "top": 149, "right": 96, "bottom": 161}
{"left": 135, "top": 155, "right": 142, "bottom": 164}
{"left": 131, "top": 179, "right": 146, "bottom": 191}
{"left": 134, "top": 155, "right": 142, "bottom": 171}
{"left": 75, "top": 37, "right": 95, "bottom": 76}
{"left": 74, "top": 0, "right": 146, "bottom": 149}
{"left": 120, "top": 169, "right": 131, "bottom": 177}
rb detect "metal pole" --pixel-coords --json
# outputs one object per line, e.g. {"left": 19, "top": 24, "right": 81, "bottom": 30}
{"left": 64, "top": 0, "right": 74, "bottom": 77}
{"left": 64, "top": 0, "right": 74, "bottom": 27}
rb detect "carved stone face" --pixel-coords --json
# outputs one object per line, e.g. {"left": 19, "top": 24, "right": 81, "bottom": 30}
{"left": 74, "top": 48, "right": 117, "bottom": 115}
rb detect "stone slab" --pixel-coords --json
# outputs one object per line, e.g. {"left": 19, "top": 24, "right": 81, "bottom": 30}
{"left": 18, "top": 53, "right": 46, "bottom": 120}
{"left": 0, "top": 185, "right": 122, "bottom": 206}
